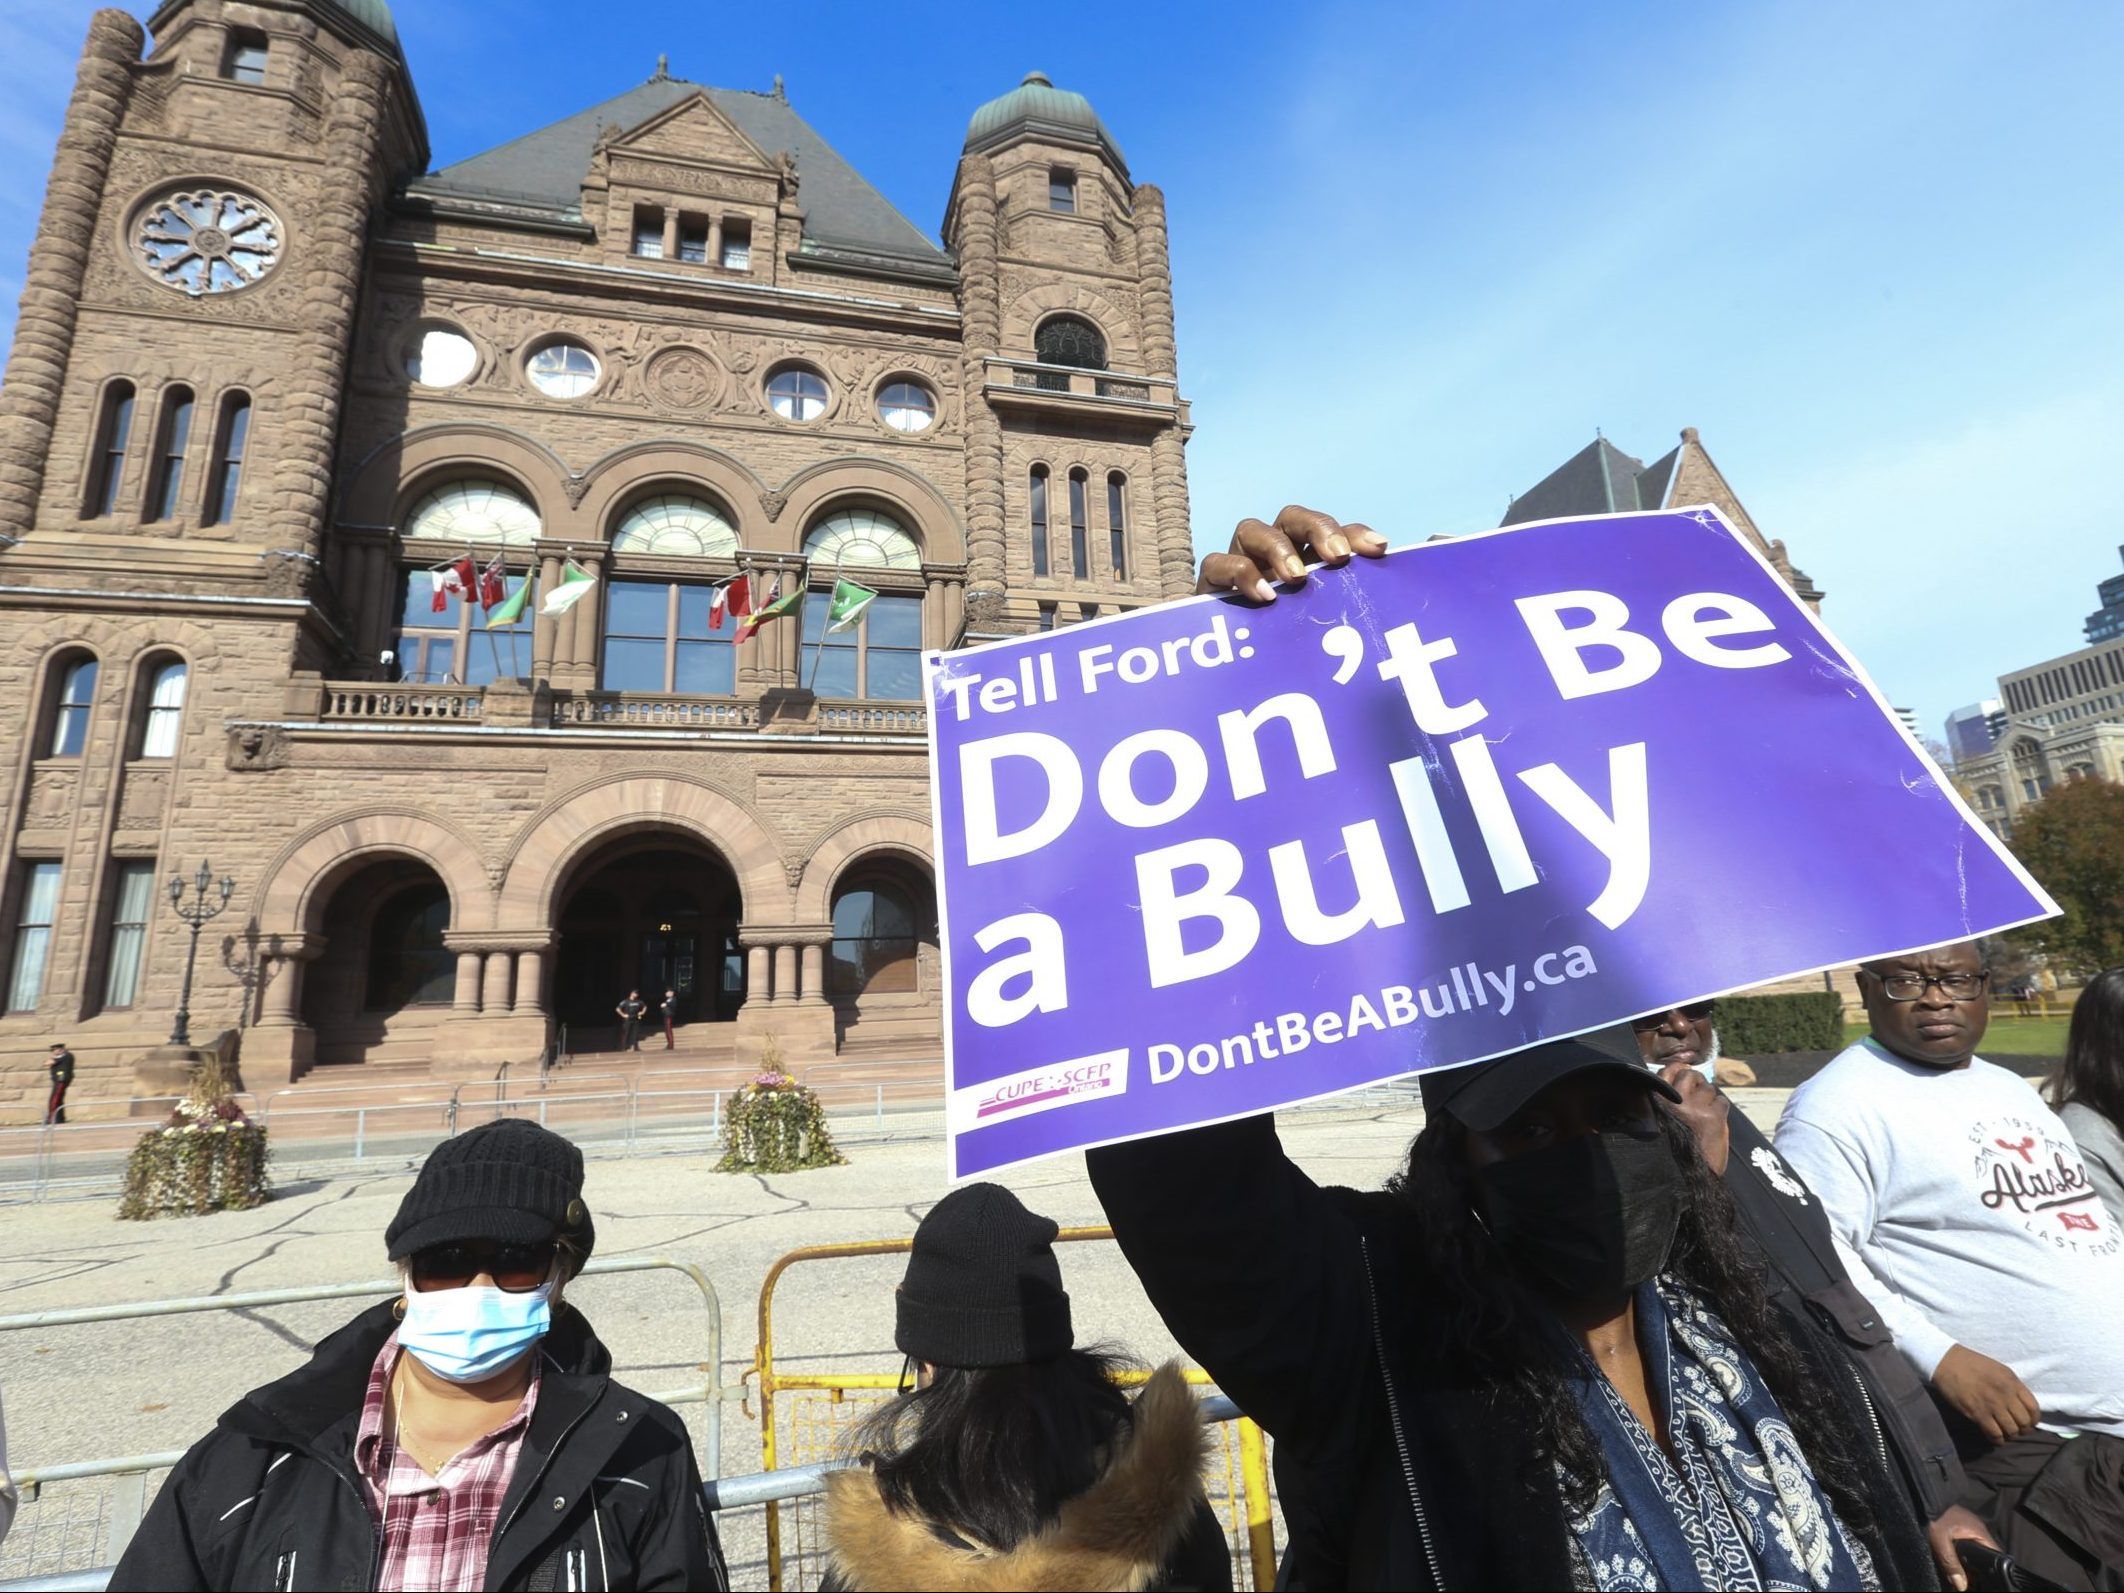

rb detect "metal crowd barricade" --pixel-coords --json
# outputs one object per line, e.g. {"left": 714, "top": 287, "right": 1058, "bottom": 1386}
{"left": 0, "top": 1408, "right": 1255, "bottom": 1593}
{"left": 0, "top": 1256, "right": 732, "bottom": 1585}
{"left": 748, "top": 1229, "right": 1278, "bottom": 1592}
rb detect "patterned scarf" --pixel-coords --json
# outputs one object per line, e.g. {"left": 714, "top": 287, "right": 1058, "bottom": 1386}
{"left": 1562, "top": 1278, "right": 1879, "bottom": 1592}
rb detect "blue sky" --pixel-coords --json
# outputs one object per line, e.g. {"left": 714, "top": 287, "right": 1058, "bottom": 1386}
{"left": 3, "top": 1, "right": 2118, "bottom": 739}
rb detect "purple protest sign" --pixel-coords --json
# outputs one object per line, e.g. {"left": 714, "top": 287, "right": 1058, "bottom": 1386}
{"left": 924, "top": 508, "right": 2055, "bottom": 1177}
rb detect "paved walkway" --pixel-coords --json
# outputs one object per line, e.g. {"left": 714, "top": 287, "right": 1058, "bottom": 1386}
{"left": 0, "top": 1089, "right": 1794, "bottom": 1587}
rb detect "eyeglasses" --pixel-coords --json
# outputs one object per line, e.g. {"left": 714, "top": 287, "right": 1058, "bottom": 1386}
{"left": 1864, "top": 970, "right": 1988, "bottom": 1002}
{"left": 409, "top": 1240, "right": 557, "bottom": 1293}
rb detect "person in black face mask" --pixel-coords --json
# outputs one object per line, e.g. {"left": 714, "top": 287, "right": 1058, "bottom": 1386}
{"left": 1088, "top": 1024, "right": 1942, "bottom": 1591}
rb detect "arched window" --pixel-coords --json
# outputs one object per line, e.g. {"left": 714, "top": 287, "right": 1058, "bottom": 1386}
{"left": 1107, "top": 472, "right": 1128, "bottom": 578}
{"left": 1035, "top": 315, "right": 1106, "bottom": 371}
{"left": 1068, "top": 468, "right": 1090, "bottom": 579}
{"left": 403, "top": 478, "right": 542, "bottom": 545}
{"left": 48, "top": 657, "right": 98, "bottom": 757}
{"left": 1029, "top": 466, "right": 1050, "bottom": 579}
{"left": 829, "top": 871, "right": 932, "bottom": 998}
{"left": 87, "top": 382, "right": 135, "bottom": 517}
{"left": 365, "top": 881, "right": 454, "bottom": 1010}
{"left": 204, "top": 392, "right": 250, "bottom": 526}
{"left": 802, "top": 507, "right": 921, "bottom": 569}
{"left": 146, "top": 386, "right": 194, "bottom": 521}
{"left": 138, "top": 659, "right": 189, "bottom": 757}
{"left": 611, "top": 493, "right": 738, "bottom": 557}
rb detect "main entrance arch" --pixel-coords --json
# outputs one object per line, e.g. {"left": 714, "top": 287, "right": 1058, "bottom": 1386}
{"left": 549, "top": 833, "right": 744, "bottom": 1047}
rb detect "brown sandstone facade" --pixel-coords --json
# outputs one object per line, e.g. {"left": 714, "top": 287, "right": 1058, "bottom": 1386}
{"left": 0, "top": 2, "right": 1194, "bottom": 1105}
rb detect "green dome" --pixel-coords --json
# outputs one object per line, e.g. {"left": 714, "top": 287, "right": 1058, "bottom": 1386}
{"left": 328, "top": 0, "right": 398, "bottom": 47}
{"left": 965, "top": 71, "right": 1127, "bottom": 175}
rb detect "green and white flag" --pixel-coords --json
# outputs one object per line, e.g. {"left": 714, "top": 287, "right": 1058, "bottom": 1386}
{"left": 485, "top": 574, "right": 533, "bottom": 628}
{"left": 824, "top": 576, "right": 879, "bottom": 634}
{"left": 539, "top": 559, "right": 597, "bottom": 616}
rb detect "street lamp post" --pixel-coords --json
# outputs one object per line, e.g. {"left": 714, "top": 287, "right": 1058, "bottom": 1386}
{"left": 167, "top": 860, "right": 235, "bottom": 1048}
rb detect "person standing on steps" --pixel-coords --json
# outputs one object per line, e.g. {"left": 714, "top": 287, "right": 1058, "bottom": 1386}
{"left": 659, "top": 988, "right": 678, "bottom": 1051}
{"left": 614, "top": 989, "right": 646, "bottom": 1054}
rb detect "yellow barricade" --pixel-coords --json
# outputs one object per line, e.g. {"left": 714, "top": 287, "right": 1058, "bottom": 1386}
{"left": 750, "top": 1227, "right": 1278, "bottom": 1591}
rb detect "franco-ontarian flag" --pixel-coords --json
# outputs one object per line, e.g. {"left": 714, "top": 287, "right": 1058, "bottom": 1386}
{"left": 824, "top": 576, "right": 879, "bottom": 634}
{"left": 736, "top": 578, "right": 801, "bottom": 640}
{"left": 539, "top": 560, "right": 597, "bottom": 617}
{"left": 485, "top": 574, "right": 532, "bottom": 628}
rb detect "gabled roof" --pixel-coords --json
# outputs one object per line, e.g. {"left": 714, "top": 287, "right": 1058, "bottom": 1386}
{"left": 407, "top": 74, "right": 949, "bottom": 268}
{"left": 1500, "top": 437, "right": 1660, "bottom": 525}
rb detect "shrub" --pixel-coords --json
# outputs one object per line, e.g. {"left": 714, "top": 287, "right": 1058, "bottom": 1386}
{"left": 1716, "top": 991, "right": 1846, "bottom": 1055}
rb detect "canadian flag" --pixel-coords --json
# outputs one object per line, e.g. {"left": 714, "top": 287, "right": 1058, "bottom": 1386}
{"left": 430, "top": 555, "right": 477, "bottom": 613}
{"left": 709, "top": 573, "right": 752, "bottom": 631}
{"left": 477, "top": 555, "right": 507, "bottom": 611}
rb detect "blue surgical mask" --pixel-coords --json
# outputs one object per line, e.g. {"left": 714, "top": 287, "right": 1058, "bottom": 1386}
{"left": 398, "top": 1282, "right": 553, "bottom": 1383}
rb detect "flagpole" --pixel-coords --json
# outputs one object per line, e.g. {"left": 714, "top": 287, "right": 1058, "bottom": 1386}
{"left": 806, "top": 557, "right": 835, "bottom": 694}
{"left": 477, "top": 542, "right": 505, "bottom": 682}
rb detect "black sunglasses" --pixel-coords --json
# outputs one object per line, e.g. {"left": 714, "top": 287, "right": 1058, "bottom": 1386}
{"left": 410, "top": 1240, "right": 556, "bottom": 1293}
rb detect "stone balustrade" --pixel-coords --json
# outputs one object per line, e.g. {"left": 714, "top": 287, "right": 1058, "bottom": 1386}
{"left": 321, "top": 683, "right": 484, "bottom": 722}
{"left": 550, "top": 692, "right": 761, "bottom": 730}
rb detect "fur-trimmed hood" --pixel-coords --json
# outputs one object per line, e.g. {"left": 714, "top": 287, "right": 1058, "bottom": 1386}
{"left": 823, "top": 1361, "right": 1215, "bottom": 1592}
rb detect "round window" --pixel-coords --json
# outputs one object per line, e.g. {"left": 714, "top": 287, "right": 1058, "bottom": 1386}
{"left": 132, "top": 187, "right": 283, "bottom": 297}
{"left": 766, "top": 367, "right": 829, "bottom": 422}
{"left": 877, "top": 380, "right": 936, "bottom": 434}
{"left": 406, "top": 326, "right": 478, "bottom": 389}
{"left": 526, "top": 340, "right": 600, "bottom": 399}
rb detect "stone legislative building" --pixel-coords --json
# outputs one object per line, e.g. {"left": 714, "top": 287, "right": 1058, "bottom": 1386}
{"left": 0, "top": 0, "right": 1197, "bottom": 1104}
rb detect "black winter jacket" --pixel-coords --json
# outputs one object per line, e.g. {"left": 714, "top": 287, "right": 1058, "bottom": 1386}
{"left": 1089, "top": 1115, "right": 1940, "bottom": 1592}
{"left": 1723, "top": 1110, "right": 1968, "bottom": 1522}
{"left": 109, "top": 1301, "right": 726, "bottom": 1592}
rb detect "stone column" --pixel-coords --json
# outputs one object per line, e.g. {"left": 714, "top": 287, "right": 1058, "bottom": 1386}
{"left": 799, "top": 942, "right": 825, "bottom": 1006}
{"left": 532, "top": 550, "right": 562, "bottom": 676}
{"left": 952, "top": 154, "right": 1008, "bottom": 629}
{"left": 772, "top": 943, "right": 797, "bottom": 1005}
{"left": 264, "top": 51, "right": 393, "bottom": 567}
{"left": 746, "top": 944, "right": 770, "bottom": 1004}
{"left": 708, "top": 214, "right": 723, "bottom": 265}
{"left": 1133, "top": 183, "right": 1196, "bottom": 601}
{"left": 481, "top": 949, "right": 513, "bottom": 1014}
{"left": 660, "top": 209, "right": 679, "bottom": 258}
{"left": 513, "top": 948, "right": 545, "bottom": 1014}
{"left": 452, "top": 950, "right": 482, "bottom": 1013}
{"left": 0, "top": 9, "right": 142, "bottom": 538}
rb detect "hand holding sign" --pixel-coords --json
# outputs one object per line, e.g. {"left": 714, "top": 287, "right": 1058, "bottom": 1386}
{"left": 926, "top": 506, "right": 2055, "bottom": 1178}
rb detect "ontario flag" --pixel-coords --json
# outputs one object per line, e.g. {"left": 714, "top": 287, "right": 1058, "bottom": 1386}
{"left": 708, "top": 573, "right": 751, "bottom": 632}
{"left": 429, "top": 555, "right": 477, "bottom": 612}
{"left": 735, "top": 575, "right": 801, "bottom": 641}
{"left": 477, "top": 555, "right": 508, "bottom": 611}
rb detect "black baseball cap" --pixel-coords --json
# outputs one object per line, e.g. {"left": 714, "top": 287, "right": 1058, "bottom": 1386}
{"left": 1418, "top": 1024, "right": 1680, "bottom": 1131}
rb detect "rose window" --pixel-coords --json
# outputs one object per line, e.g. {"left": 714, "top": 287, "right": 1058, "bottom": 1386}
{"left": 133, "top": 188, "right": 283, "bottom": 297}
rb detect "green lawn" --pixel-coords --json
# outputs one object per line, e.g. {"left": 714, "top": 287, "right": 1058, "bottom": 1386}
{"left": 1841, "top": 1016, "right": 2070, "bottom": 1058}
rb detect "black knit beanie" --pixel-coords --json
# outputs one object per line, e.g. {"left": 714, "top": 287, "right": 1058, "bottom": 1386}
{"left": 385, "top": 1118, "right": 595, "bottom": 1261}
{"left": 895, "top": 1183, "right": 1073, "bottom": 1369}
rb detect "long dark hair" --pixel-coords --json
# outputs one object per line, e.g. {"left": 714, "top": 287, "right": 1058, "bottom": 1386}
{"left": 1387, "top": 1110, "right": 1878, "bottom": 1541}
{"left": 2052, "top": 967, "right": 2124, "bottom": 1126}
{"left": 852, "top": 1347, "right": 1135, "bottom": 1551}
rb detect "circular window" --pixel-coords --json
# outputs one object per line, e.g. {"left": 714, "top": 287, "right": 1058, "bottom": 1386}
{"left": 132, "top": 187, "right": 283, "bottom": 297}
{"left": 404, "top": 479, "right": 542, "bottom": 545}
{"left": 877, "top": 380, "right": 936, "bottom": 434}
{"left": 612, "top": 494, "right": 739, "bottom": 557}
{"left": 406, "top": 325, "right": 478, "bottom": 389}
{"left": 526, "top": 340, "right": 600, "bottom": 399}
{"left": 766, "top": 366, "right": 829, "bottom": 422}
{"left": 803, "top": 507, "right": 921, "bottom": 570}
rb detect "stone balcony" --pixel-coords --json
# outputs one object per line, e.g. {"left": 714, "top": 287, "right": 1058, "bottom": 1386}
{"left": 299, "top": 676, "right": 925, "bottom": 738}
{"left": 982, "top": 358, "right": 1184, "bottom": 428}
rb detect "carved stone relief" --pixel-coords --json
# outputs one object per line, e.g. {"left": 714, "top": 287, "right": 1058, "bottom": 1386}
{"left": 24, "top": 767, "right": 78, "bottom": 825}
{"left": 116, "top": 768, "right": 168, "bottom": 829}
{"left": 227, "top": 725, "right": 289, "bottom": 772}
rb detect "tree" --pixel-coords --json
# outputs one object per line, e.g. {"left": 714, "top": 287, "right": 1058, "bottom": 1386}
{"left": 2005, "top": 777, "right": 2124, "bottom": 974}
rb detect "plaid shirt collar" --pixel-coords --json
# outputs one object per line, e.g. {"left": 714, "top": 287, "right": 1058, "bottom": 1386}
{"left": 355, "top": 1333, "right": 544, "bottom": 1593}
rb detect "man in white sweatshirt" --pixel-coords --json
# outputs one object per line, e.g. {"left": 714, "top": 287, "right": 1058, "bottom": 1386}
{"left": 1776, "top": 941, "right": 2124, "bottom": 1586}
